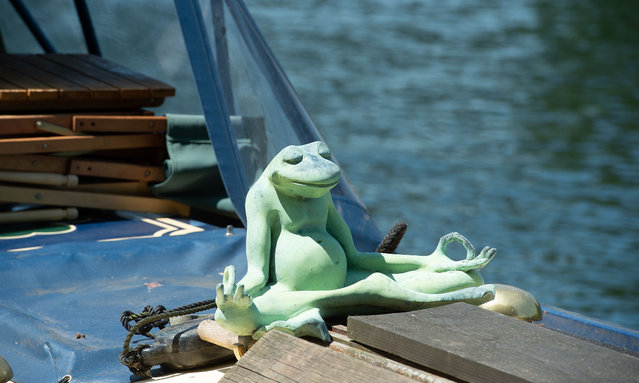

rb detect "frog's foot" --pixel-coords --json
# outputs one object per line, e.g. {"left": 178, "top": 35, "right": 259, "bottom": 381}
{"left": 438, "top": 284, "right": 496, "bottom": 305}
{"left": 434, "top": 232, "right": 496, "bottom": 272}
{"left": 216, "top": 265, "right": 252, "bottom": 310}
{"left": 214, "top": 265, "right": 258, "bottom": 336}
{"left": 255, "top": 308, "right": 331, "bottom": 343}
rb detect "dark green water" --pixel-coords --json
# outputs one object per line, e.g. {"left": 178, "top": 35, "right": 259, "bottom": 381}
{"left": 245, "top": 0, "right": 639, "bottom": 329}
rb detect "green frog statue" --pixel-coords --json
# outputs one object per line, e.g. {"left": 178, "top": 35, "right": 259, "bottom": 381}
{"left": 214, "top": 141, "right": 498, "bottom": 342}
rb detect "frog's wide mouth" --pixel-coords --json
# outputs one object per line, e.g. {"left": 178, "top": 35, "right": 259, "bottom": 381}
{"left": 290, "top": 179, "right": 340, "bottom": 189}
{"left": 270, "top": 171, "right": 340, "bottom": 190}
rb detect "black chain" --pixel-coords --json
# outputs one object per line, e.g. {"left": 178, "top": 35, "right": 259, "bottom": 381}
{"left": 119, "top": 299, "right": 217, "bottom": 377}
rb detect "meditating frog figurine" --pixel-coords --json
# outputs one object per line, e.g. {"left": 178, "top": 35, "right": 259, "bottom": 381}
{"left": 214, "top": 141, "right": 496, "bottom": 342}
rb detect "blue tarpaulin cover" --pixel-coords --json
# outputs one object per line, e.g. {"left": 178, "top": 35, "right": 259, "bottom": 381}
{"left": 0, "top": 218, "right": 247, "bottom": 382}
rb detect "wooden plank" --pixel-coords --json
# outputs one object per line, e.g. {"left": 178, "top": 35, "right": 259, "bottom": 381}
{"left": 65, "top": 181, "right": 151, "bottom": 195}
{"left": 0, "top": 184, "right": 190, "bottom": 216}
{"left": 0, "top": 54, "right": 173, "bottom": 111}
{"left": 17, "top": 55, "right": 119, "bottom": 100}
{"left": 0, "top": 64, "right": 58, "bottom": 100}
{"left": 347, "top": 303, "right": 639, "bottom": 383}
{"left": 0, "top": 54, "right": 88, "bottom": 100}
{"left": 219, "top": 330, "right": 417, "bottom": 383}
{"left": 0, "top": 134, "right": 164, "bottom": 154}
{"left": 0, "top": 154, "right": 70, "bottom": 173}
{"left": 44, "top": 54, "right": 150, "bottom": 99}
{"left": 73, "top": 115, "right": 167, "bottom": 133}
{"left": 69, "top": 159, "right": 165, "bottom": 182}
{"left": 0, "top": 98, "right": 166, "bottom": 112}
{"left": 0, "top": 208, "right": 78, "bottom": 224}
{"left": 0, "top": 77, "right": 28, "bottom": 101}
{"left": 79, "top": 54, "right": 175, "bottom": 98}
{"left": 0, "top": 115, "right": 73, "bottom": 135}
{"left": 328, "top": 330, "right": 454, "bottom": 383}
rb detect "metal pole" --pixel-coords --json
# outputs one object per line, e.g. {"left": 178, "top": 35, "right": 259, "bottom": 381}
{"left": 73, "top": 0, "right": 101, "bottom": 56}
{"left": 9, "top": 0, "right": 56, "bottom": 53}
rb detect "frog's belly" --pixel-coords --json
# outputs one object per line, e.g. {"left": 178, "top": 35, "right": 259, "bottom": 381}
{"left": 273, "top": 230, "right": 347, "bottom": 291}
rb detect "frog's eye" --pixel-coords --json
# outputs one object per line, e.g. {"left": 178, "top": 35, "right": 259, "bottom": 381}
{"left": 318, "top": 143, "right": 331, "bottom": 160}
{"left": 282, "top": 150, "right": 303, "bottom": 165}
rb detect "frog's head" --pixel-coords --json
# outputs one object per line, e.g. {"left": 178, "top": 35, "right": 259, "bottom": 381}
{"left": 268, "top": 141, "right": 341, "bottom": 198}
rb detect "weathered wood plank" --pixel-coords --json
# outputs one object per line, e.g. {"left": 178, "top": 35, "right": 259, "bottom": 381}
{"left": 0, "top": 184, "right": 189, "bottom": 216}
{"left": 0, "top": 134, "right": 164, "bottom": 154}
{"left": 348, "top": 303, "right": 639, "bottom": 383}
{"left": 220, "top": 330, "right": 418, "bottom": 383}
{"left": 328, "top": 331, "right": 455, "bottom": 383}
{"left": 69, "top": 158, "right": 165, "bottom": 182}
{"left": 73, "top": 115, "right": 167, "bottom": 133}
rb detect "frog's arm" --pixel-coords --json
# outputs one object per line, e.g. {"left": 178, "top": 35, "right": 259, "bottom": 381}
{"left": 327, "top": 199, "right": 496, "bottom": 273}
{"left": 238, "top": 186, "right": 272, "bottom": 296}
{"left": 326, "top": 197, "right": 422, "bottom": 273}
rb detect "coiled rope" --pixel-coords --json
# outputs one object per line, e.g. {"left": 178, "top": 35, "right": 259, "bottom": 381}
{"left": 119, "top": 299, "right": 217, "bottom": 377}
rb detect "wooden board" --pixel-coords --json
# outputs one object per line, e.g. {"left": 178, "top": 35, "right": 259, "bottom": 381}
{"left": 347, "top": 303, "right": 639, "bottom": 383}
{"left": 73, "top": 115, "right": 167, "bottom": 133}
{"left": 79, "top": 54, "right": 175, "bottom": 99}
{"left": 0, "top": 62, "right": 58, "bottom": 100}
{"left": 0, "top": 114, "right": 74, "bottom": 135}
{"left": 0, "top": 154, "right": 70, "bottom": 173}
{"left": 0, "top": 54, "right": 87, "bottom": 99}
{"left": 0, "top": 113, "right": 160, "bottom": 135}
{"left": 66, "top": 181, "right": 151, "bottom": 195}
{"left": 69, "top": 159, "right": 165, "bottom": 182}
{"left": 219, "top": 330, "right": 417, "bottom": 383}
{"left": 328, "top": 330, "right": 455, "bottom": 383}
{"left": 0, "top": 184, "right": 189, "bottom": 216}
{"left": 0, "top": 134, "right": 164, "bottom": 154}
{"left": 0, "top": 54, "right": 175, "bottom": 112}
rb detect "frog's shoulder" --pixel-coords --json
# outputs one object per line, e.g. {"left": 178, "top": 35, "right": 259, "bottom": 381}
{"left": 246, "top": 174, "right": 277, "bottom": 213}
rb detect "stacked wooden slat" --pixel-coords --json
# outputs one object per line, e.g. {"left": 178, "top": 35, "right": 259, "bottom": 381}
{"left": 0, "top": 114, "right": 189, "bottom": 223}
{"left": 0, "top": 54, "right": 189, "bottom": 223}
{"left": 0, "top": 54, "right": 174, "bottom": 112}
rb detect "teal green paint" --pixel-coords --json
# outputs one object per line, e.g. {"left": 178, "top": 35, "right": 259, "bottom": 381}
{"left": 215, "top": 142, "right": 496, "bottom": 341}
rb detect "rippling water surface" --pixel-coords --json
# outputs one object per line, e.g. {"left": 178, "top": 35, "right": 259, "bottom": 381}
{"left": 245, "top": 0, "right": 639, "bottom": 329}
{"left": 1, "top": 0, "right": 636, "bottom": 330}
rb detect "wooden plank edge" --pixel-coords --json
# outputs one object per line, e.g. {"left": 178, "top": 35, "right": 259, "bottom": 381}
{"left": 0, "top": 184, "right": 189, "bottom": 216}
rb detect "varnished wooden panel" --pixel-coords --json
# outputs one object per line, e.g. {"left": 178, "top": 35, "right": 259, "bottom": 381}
{"left": 0, "top": 134, "right": 164, "bottom": 154}
{"left": 0, "top": 54, "right": 175, "bottom": 112}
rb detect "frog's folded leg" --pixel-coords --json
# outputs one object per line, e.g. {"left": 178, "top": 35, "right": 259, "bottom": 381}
{"left": 255, "top": 307, "right": 331, "bottom": 342}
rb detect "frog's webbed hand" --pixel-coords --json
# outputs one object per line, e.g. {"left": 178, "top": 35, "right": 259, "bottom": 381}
{"left": 216, "top": 265, "right": 252, "bottom": 310}
{"left": 431, "top": 232, "right": 496, "bottom": 272}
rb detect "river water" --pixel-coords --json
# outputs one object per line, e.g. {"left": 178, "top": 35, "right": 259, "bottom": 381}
{"left": 244, "top": 0, "right": 639, "bottom": 330}
{"left": 1, "top": 0, "right": 637, "bottom": 330}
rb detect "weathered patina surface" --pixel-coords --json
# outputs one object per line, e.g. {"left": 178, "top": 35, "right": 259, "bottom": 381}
{"left": 214, "top": 141, "right": 496, "bottom": 341}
